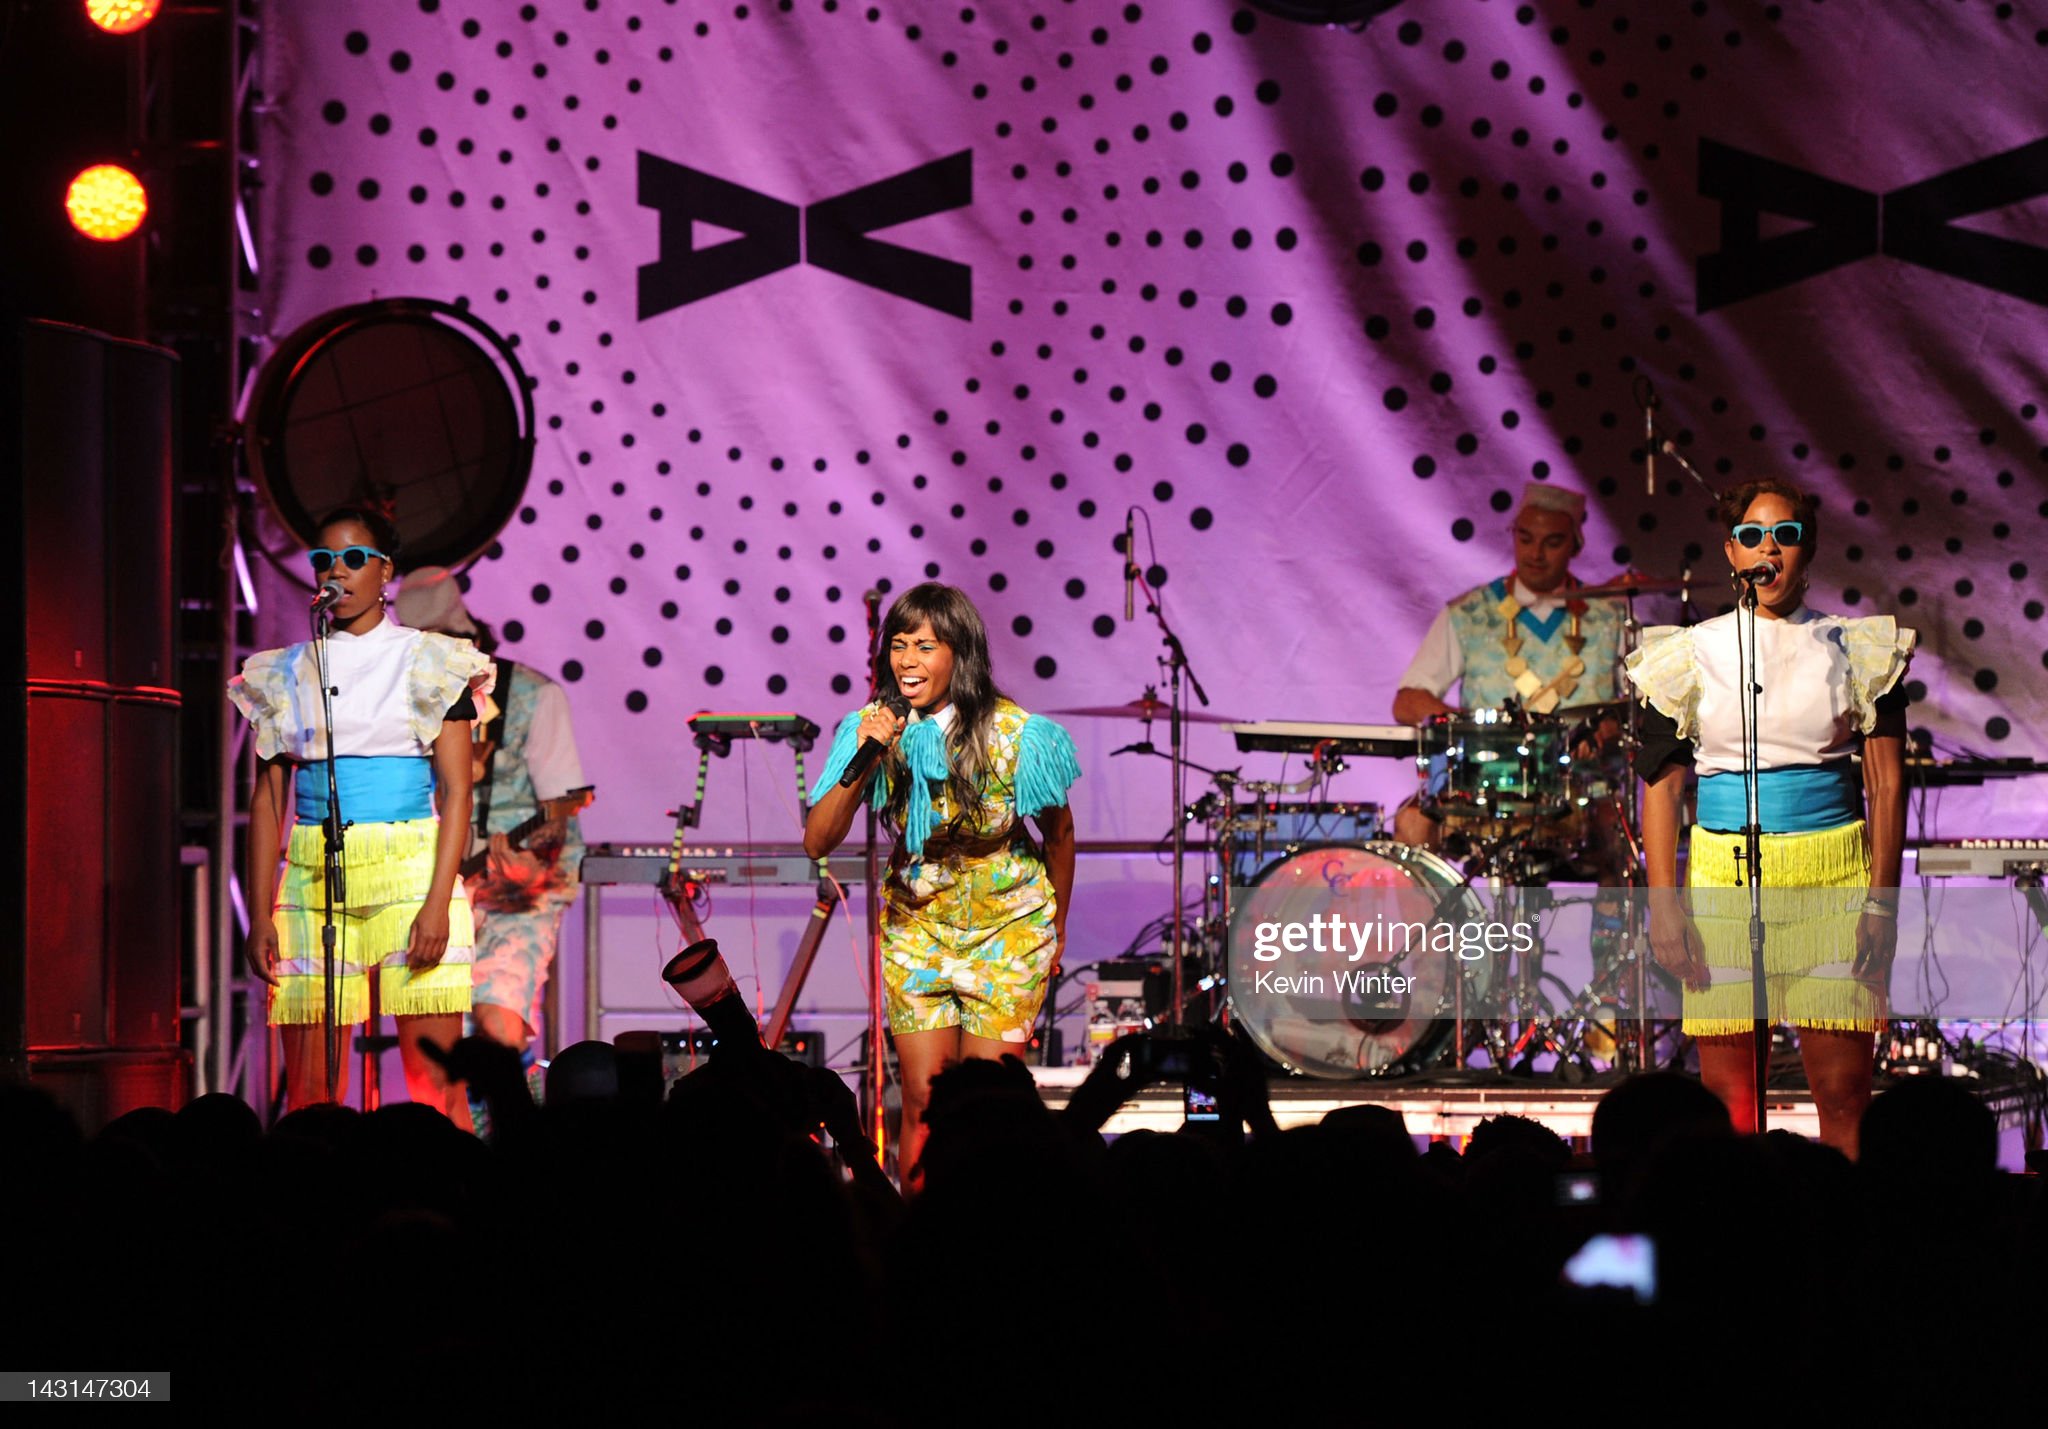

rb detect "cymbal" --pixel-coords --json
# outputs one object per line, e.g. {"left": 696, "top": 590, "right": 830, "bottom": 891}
{"left": 1051, "top": 696, "right": 1242, "bottom": 724}
{"left": 1574, "top": 571, "right": 1686, "bottom": 600}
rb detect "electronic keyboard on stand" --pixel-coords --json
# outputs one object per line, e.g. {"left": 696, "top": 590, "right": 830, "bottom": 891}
{"left": 1911, "top": 840, "right": 2048, "bottom": 879}
{"left": 1913, "top": 840, "right": 2048, "bottom": 937}
{"left": 1225, "top": 720, "right": 1421, "bottom": 758}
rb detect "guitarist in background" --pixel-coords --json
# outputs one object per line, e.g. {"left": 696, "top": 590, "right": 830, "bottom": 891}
{"left": 397, "top": 569, "right": 593, "bottom": 1065}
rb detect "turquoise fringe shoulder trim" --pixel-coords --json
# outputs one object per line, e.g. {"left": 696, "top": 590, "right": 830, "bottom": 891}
{"left": 814, "top": 706, "right": 893, "bottom": 812}
{"left": 1015, "top": 715, "right": 1081, "bottom": 818}
{"left": 897, "top": 718, "right": 952, "bottom": 855}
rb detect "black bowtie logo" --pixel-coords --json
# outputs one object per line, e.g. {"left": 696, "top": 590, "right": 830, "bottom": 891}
{"left": 1697, "top": 136, "right": 2048, "bottom": 311}
{"left": 637, "top": 150, "right": 973, "bottom": 320}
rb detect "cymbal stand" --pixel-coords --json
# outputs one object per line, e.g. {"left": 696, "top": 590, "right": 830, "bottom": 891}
{"left": 1614, "top": 588, "right": 1654, "bottom": 1073}
{"left": 1134, "top": 571, "right": 1211, "bottom": 1030}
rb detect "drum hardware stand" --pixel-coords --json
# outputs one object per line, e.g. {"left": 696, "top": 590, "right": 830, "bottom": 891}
{"left": 1613, "top": 807, "right": 1655, "bottom": 1075}
{"left": 1116, "top": 745, "right": 1238, "bottom": 1021}
{"left": 1133, "top": 574, "right": 1212, "bottom": 1030}
{"left": 1225, "top": 743, "right": 1347, "bottom": 876}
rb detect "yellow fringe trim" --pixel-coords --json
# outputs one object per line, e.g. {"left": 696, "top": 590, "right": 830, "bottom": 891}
{"left": 275, "top": 901, "right": 475, "bottom": 962}
{"left": 279, "top": 817, "right": 461, "bottom": 912}
{"left": 268, "top": 963, "right": 474, "bottom": 1026}
{"left": 379, "top": 962, "right": 473, "bottom": 1019}
{"left": 1681, "top": 820, "right": 1882, "bottom": 1032}
{"left": 1687, "top": 819, "right": 1868, "bottom": 890}
{"left": 271, "top": 973, "right": 373, "bottom": 1027}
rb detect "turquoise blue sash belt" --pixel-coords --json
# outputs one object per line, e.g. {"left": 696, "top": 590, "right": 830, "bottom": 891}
{"left": 295, "top": 756, "right": 436, "bottom": 824}
{"left": 1696, "top": 763, "right": 1860, "bottom": 835}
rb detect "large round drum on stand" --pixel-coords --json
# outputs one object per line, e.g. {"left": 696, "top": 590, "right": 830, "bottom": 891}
{"left": 1229, "top": 842, "right": 1492, "bottom": 1078}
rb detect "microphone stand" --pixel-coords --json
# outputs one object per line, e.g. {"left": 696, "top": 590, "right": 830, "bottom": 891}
{"left": 860, "top": 590, "right": 886, "bottom": 1161}
{"left": 310, "top": 602, "right": 349, "bottom": 1103}
{"left": 1735, "top": 576, "right": 1769, "bottom": 1133}
{"left": 1649, "top": 430, "right": 1768, "bottom": 1109}
{"left": 1136, "top": 577, "right": 1209, "bottom": 1029}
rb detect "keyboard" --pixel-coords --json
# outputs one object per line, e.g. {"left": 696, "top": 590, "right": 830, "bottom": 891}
{"left": 1912, "top": 840, "right": 2048, "bottom": 879}
{"left": 1894, "top": 756, "right": 2048, "bottom": 788}
{"left": 580, "top": 842, "right": 860, "bottom": 887}
{"left": 687, "top": 711, "right": 821, "bottom": 749}
{"left": 1226, "top": 720, "right": 1420, "bottom": 758}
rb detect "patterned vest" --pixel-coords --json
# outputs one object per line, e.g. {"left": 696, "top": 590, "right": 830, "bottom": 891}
{"left": 1445, "top": 578, "right": 1626, "bottom": 709}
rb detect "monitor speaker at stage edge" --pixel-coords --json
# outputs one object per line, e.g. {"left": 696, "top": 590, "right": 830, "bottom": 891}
{"left": 5, "top": 319, "right": 186, "bottom": 1127}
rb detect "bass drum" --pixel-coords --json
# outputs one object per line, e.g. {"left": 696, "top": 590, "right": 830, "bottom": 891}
{"left": 1229, "top": 841, "right": 1490, "bottom": 1079}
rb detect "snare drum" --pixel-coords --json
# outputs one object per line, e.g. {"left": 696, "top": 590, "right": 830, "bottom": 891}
{"left": 1229, "top": 841, "right": 1492, "bottom": 1078}
{"left": 1417, "top": 708, "right": 1573, "bottom": 822}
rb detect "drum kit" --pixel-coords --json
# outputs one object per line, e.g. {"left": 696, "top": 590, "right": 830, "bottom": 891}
{"left": 1054, "top": 572, "right": 1689, "bottom": 1084}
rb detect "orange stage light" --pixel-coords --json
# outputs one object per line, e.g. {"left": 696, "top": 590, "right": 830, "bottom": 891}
{"left": 65, "top": 164, "right": 149, "bottom": 241}
{"left": 84, "top": 0, "right": 162, "bottom": 35}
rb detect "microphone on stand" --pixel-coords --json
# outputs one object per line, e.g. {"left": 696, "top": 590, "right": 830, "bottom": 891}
{"left": 1641, "top": 380, "right": 1660, "bottom": 496}
{"left": 1123, "top": 509, "right": 1136, "bottom": 621}
{"left": 862, "top": 588, "right": 883, "bottom": 698}
{"left": 1736, "top": 561, "right": 1779, "bottom": 587}
{"left": 310, "top": 580, "right": 346, "bottom": 616}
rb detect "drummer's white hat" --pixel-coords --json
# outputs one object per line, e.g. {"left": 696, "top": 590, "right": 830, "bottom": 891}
{"left": 1518, "top": 481, "right": 1587, "bottom": 525}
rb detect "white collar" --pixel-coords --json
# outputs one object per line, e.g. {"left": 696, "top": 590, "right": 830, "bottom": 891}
{"left": 1709, "top": 604, "right": 1821, "bottom": 629}
{"left": 326, "top": 616, "right": 403, "bottom": 644}
{"left": 910, "top": 702, "right": 958, "bottom": 733}
{"left": 1511, "top": 578, "right": 1568, "bottom": 609}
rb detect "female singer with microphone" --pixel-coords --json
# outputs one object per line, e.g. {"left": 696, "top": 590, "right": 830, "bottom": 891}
{"left": 229, "top": 507, "right": 493, "bottom": 1122}
{"left": 1626, "top": 479, "right": 1914, "bottom": 1156}
{"left": 804, "top": 583, "right": 1081, "bottom": 1184}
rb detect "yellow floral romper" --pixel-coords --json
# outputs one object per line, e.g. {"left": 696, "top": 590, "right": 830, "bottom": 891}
{"left": 819, "top": 698, "right": 1081, "bottom": 1041}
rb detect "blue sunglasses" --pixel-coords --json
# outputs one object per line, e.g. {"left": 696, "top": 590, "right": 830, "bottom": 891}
{"left": 1731, "top": 521, "right": 1806, "bottom": 549}
{"left": 308, "top": 544, "right": 388, "bottom": 574}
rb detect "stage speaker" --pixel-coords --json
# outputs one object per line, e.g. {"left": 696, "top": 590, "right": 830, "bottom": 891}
{"left": 4, "top": 319, "right": 184, "bottom": 1123}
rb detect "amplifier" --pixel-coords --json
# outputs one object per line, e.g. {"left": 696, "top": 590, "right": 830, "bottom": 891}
{"left": 615, "top": 1028, "right": 828, "bottom": 1095}
{"left": 1082, "top": 956, "right": 1174, "bottom": 1064}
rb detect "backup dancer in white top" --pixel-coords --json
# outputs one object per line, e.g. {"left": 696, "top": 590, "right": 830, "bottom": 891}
{"left": 230, "top": 509, "right": 492, "bottom": 1122}
{"left": 1627, "top": 479, "right": 1914, "bottom": 1157}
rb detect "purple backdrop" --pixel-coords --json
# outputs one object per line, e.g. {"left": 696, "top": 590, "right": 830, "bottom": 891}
{"left": 251, "top": 0, "right": 2048, "bottom": 1038}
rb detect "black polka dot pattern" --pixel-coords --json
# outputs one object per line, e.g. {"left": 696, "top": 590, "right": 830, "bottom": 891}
{"left": 265, "top": 0, "right": 2042, "bottom": 824}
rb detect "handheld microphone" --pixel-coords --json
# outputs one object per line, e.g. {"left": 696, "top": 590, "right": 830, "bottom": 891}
{"left": 310, "top": 580, "right": 346, "bottom": 615}
{"left": 1737, "top": 562, "right": 1779, "bottom": 586}
{"left": 1123, "top": 509, "right": 1136, "bottom": 622}
{"left": 837, "top": 691, "right": 912, "bottom": 788}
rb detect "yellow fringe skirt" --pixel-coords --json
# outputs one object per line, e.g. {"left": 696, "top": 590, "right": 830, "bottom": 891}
{"left": 271, "top": 817, "right": 474, "bottom": 1026}
{"left": 1682, "top": 819, "right": 1882, "bottom": 1036}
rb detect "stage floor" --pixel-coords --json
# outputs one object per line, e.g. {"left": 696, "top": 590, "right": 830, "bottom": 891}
{"left": 1027, "top": 1065, "right": 2045, "bottom": 1151}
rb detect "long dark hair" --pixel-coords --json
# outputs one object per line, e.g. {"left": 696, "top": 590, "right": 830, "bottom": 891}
{"left": 872, "top": 583, "right": 1010, "bottom": 834}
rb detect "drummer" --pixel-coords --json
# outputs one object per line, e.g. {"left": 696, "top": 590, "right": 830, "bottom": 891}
{"left": 1390, "top": 482, "right": 1625, "bottom": 849}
